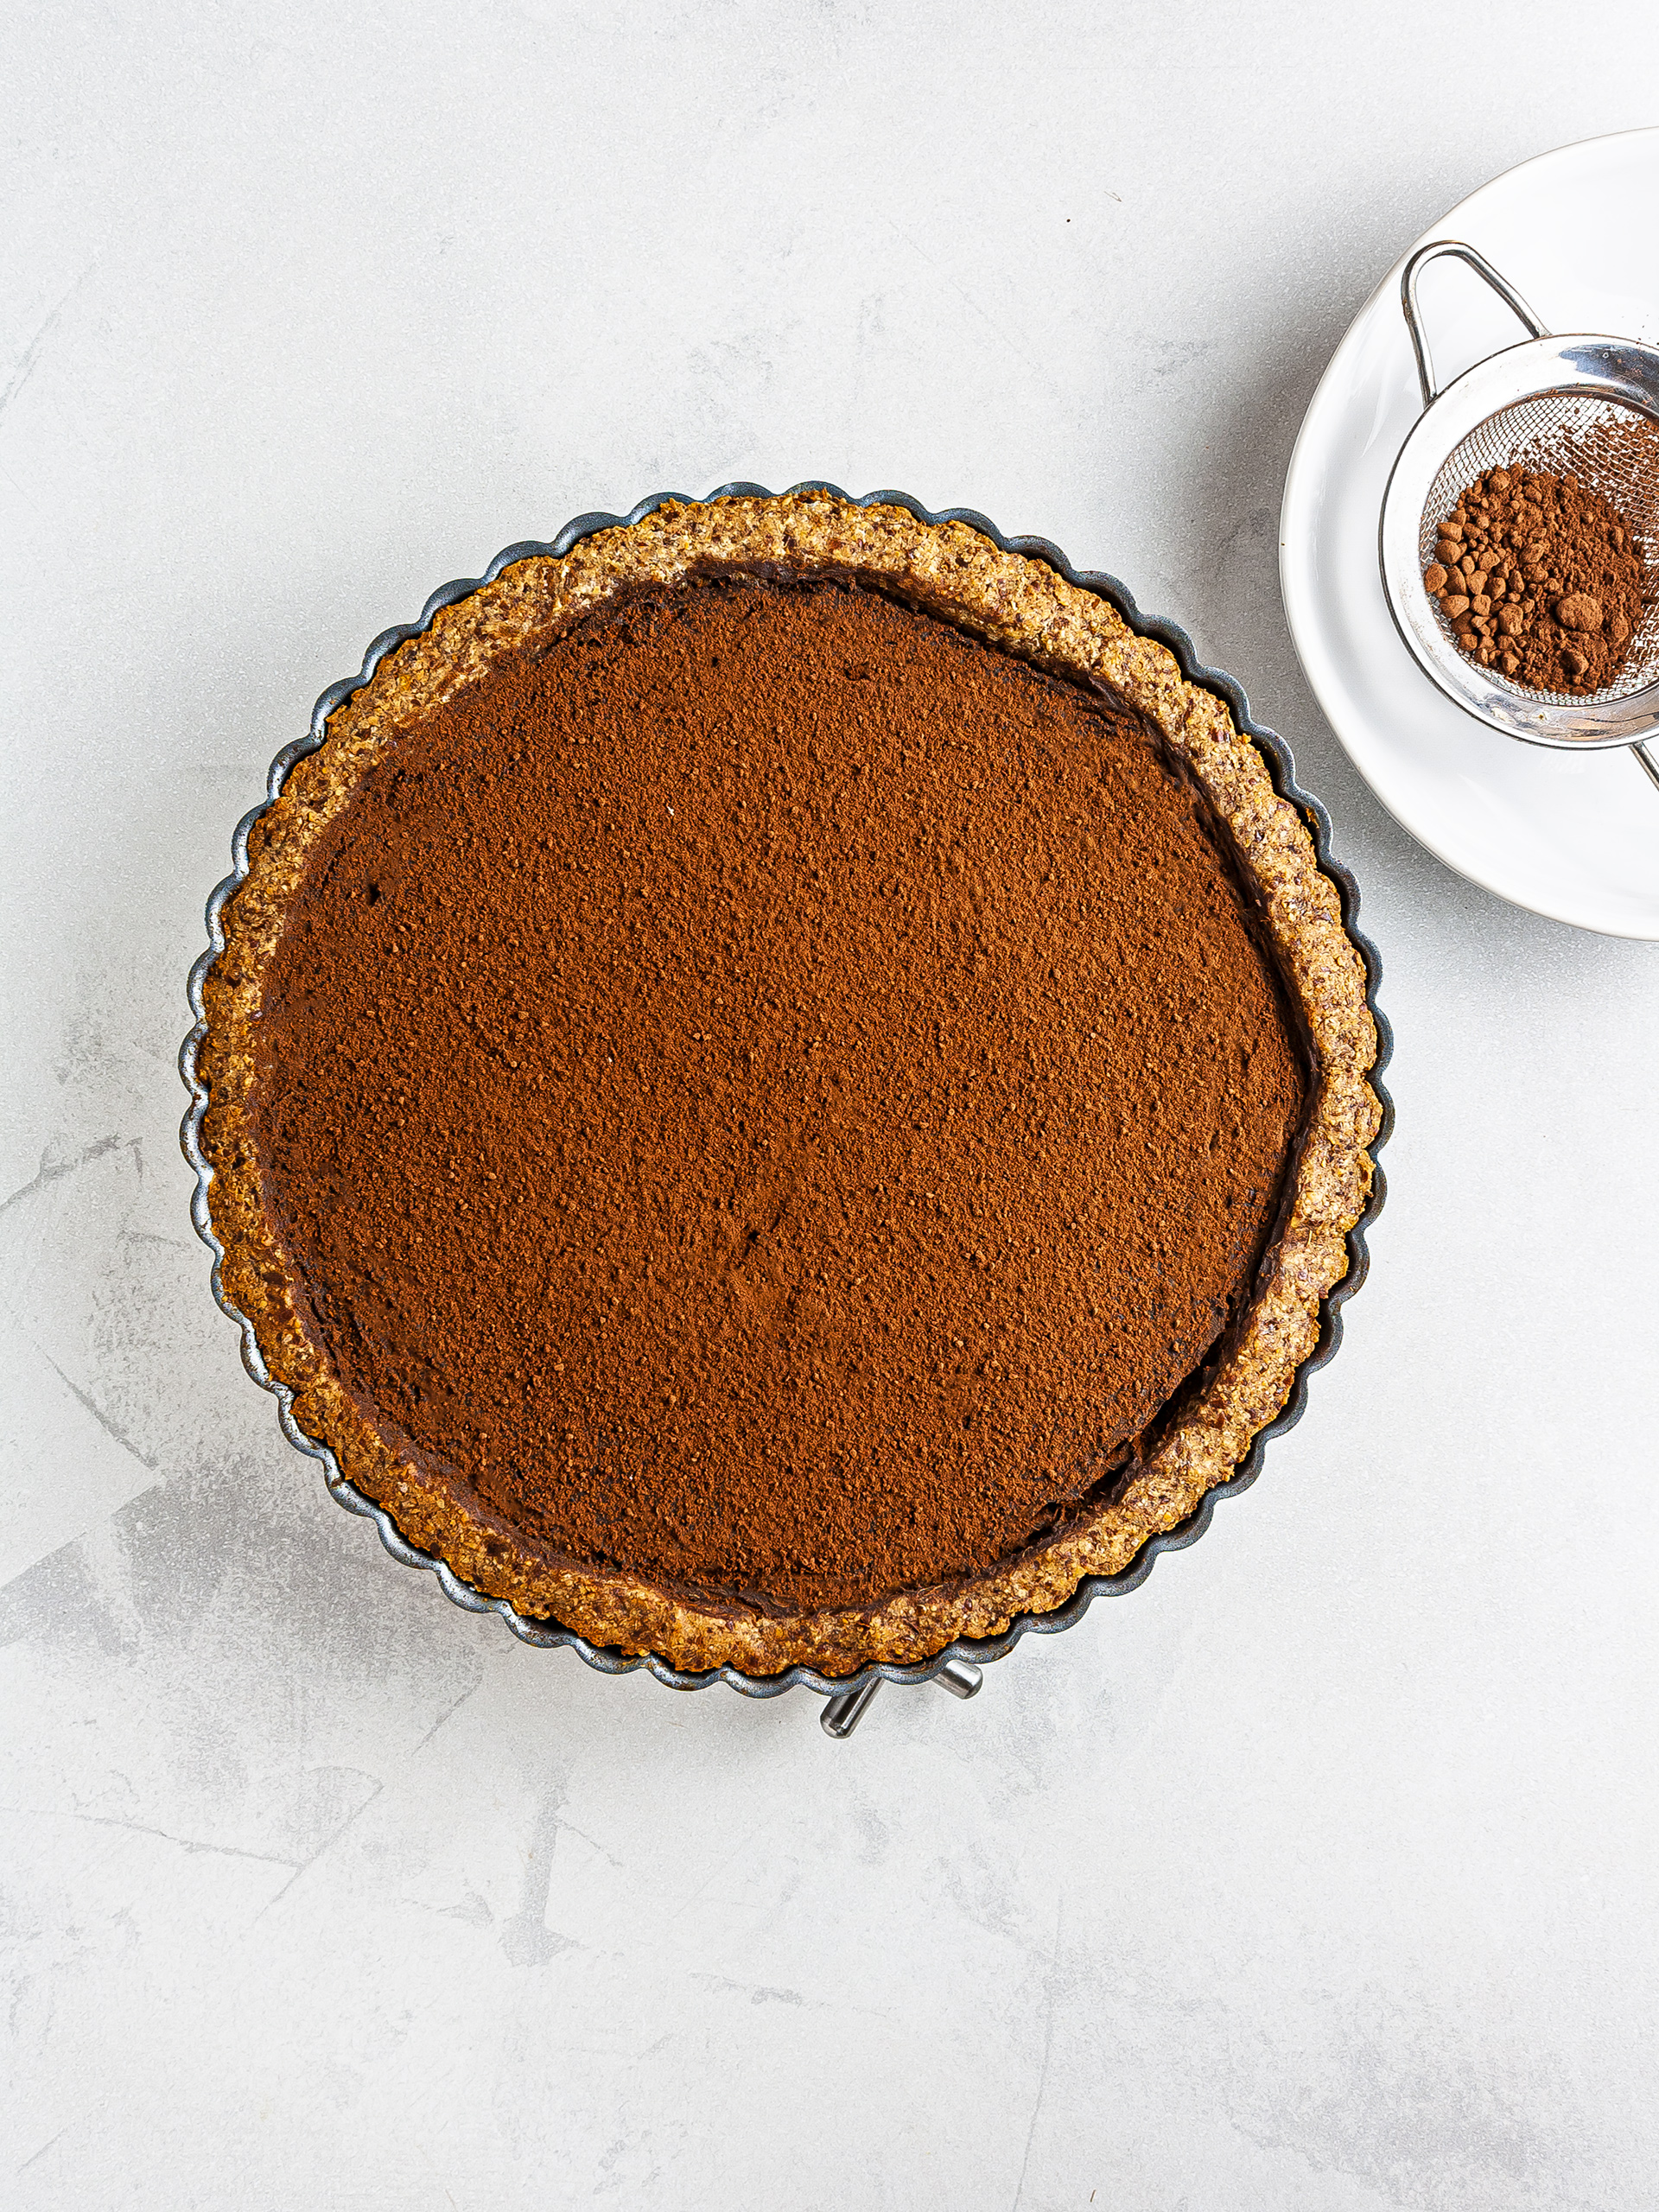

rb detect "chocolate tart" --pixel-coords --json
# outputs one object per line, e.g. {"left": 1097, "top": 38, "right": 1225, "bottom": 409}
{"left": 188, "top": 490, "right": 1384, "bottom": 1680}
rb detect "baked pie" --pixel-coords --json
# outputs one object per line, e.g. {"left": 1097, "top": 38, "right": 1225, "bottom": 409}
{"left": 196, "top": 493, "right": 1382, "bottom": 1675}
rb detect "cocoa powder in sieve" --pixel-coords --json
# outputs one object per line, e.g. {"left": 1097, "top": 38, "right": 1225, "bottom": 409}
{"left": 251, "top": 577, "right": 1308, "bottom": 1612}
{"left": 1424, "top": 457, "right": 1648, "bottom": 694}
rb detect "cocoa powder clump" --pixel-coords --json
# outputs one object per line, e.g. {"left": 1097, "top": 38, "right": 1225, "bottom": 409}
{"left": 252, "top": 578, "right": 1308, "bottom": 1612}
{"left": 1425, "top": 452, "right": 1649, "bottom": 694}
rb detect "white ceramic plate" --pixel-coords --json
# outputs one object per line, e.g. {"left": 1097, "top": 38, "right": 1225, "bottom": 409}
{"left": 1281, "top": 128, "right": 1659, "bottom": 938}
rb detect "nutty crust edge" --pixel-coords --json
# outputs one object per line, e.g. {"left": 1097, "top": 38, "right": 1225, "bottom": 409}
{"left": 198, "top": 493, "right": 1382, "bottom": 1676}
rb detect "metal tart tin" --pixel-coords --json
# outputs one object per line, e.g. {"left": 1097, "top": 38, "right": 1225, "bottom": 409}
{"left": 181, "top": 483, "right": 1394, "bottom": 1713}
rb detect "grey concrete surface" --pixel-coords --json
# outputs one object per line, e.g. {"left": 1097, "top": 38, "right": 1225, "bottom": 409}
{"left": 3, "top": 6, "right": 1657, "bottom": 2208}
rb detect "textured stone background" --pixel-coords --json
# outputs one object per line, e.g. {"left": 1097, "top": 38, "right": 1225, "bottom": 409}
{"left": 3, "top": 8, "right": 1657, "bottom": 2208}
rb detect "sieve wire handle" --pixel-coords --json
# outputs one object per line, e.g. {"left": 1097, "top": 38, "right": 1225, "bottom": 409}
{"left": 1401, "top": 242, "right": 1549, "bottom": 409}
{"left": 1636, "top": 741, "right": 1659, "bottom": 796}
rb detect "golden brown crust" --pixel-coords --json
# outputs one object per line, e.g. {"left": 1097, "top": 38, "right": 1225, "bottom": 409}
{"left": 200, "top": 493, "right": 1381, "bottom": 1675}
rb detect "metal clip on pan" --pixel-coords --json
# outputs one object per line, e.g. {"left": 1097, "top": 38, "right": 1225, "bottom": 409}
{"left": 820, "top": 1656, "right": 983, "bottom": 1738}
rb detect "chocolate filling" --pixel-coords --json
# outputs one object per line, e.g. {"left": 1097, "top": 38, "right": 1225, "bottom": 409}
{"left": 251, "top": 577, "right": 1310, "bottom": 1612}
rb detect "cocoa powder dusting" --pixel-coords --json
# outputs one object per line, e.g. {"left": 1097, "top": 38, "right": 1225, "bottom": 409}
{"left": 253, "top": 578, "right": 1307, "bottom": 1612}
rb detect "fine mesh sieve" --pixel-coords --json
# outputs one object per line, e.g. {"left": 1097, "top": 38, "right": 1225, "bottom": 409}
{"left": 1378, "top": 241, "right": 1659, "bottom": 791}
{"left": 1419, "top": 395, "right": 1659, "bottom": 704}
